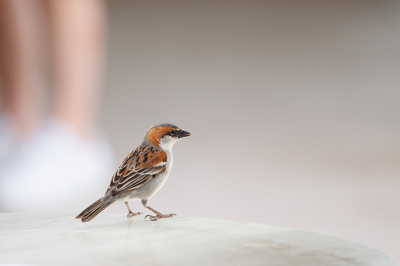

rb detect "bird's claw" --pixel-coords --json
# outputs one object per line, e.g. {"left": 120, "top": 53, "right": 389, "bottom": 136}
{"left": 145, "top": 213, "right": 176, "bottom": 221}
{"left": 127, "top": 212, "right": 143, "bottom": 218}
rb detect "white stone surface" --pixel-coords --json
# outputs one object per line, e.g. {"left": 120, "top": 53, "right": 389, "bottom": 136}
{"left": 0, "top": 213, "right": 397, "bottom": 266}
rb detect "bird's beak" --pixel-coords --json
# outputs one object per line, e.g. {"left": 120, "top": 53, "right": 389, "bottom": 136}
{"left": 178, "top": 130, "right": 191, "bottom": 138}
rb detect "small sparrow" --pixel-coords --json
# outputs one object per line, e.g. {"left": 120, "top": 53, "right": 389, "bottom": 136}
{"left": 76, "top": 123, "right": 191, "bottom": 222}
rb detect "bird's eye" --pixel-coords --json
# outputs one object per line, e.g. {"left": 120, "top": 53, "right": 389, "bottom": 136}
{"left": 169, "top": 130, "right": 176, "bottom": 136}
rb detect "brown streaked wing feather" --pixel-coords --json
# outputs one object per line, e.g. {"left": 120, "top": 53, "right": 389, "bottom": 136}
{"left": 105, "top": 149, "right": 136, "bottom": 194}
{"left": 105, "top": 145, "right": 167, "bottom": 196}
{"left": 112, "top": 165, "right": 166, "bottom": 194}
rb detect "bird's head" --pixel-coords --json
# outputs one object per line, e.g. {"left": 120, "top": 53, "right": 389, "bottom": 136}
{"left": 144, "top": 123, "right": 191, "bottom": 151}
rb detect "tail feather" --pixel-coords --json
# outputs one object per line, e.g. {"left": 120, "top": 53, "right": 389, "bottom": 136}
{"left": 76, "top": 198, "right": 113, "bottom": 222}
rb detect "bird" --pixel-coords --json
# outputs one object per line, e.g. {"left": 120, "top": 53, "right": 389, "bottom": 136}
{"left": 76, "top": 123, "right": 191, "bottom": 222}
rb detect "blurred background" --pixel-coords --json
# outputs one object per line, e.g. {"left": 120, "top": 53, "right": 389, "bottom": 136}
{"left": 0, "top": 0, "right": 399, "bottom": 262}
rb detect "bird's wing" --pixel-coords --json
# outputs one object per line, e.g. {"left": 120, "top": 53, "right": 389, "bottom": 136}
{"left": 105, "top": 145, "right": 167, "bottom": 196}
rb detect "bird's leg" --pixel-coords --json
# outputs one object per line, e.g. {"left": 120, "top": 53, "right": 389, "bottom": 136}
{"left": 145, "top": 206, "right": 176, "bottom": 221}
{"left": 124, "top": 201, "right": 142, "bottom": 218}
{"left": 141, "top": 199, "right": 176, "bottom": 221}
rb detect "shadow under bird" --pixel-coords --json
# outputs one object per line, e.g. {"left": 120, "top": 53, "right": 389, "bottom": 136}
{"left": 76, "top": 123, "right": 191, "bottom": 222}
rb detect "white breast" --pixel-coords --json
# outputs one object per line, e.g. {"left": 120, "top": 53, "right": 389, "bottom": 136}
{"left": 129, "top": 150, "right": 173, "bottom": 200}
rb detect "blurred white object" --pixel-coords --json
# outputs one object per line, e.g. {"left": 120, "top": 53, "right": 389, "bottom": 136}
{"left": 0, "top": 118, "right": 114, "bottom": 213}
{"left": 0, "top": 115, "right": 19, "bottom": 164}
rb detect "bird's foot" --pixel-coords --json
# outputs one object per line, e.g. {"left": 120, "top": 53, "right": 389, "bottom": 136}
{"left": 145, "top": 213, "right": 176, "bottom": 221}
{"left": 127, "top": 212, "right": 143, "bottom": 218}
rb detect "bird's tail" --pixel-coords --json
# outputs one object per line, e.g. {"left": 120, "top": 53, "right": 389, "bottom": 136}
{"left": 76, "top": 197, "right": 113, "bottom": 222}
